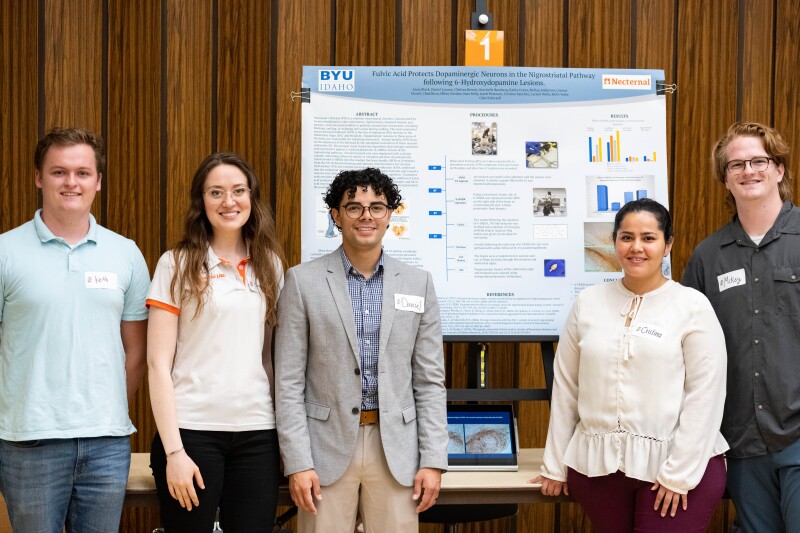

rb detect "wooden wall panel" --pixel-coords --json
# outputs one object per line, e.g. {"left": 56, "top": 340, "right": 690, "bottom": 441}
{"left": 635, "top": 0, "right": 676, "bottom": 191}
{"left": 523, "top": 0, "right": 564, "bottom": 67}
{"left": 741, "top": 0, "right": 774, "bottom": 123}
{"left": 774, "top": 0, "right": 800, "bottom": 207}
{"left": 275, "top": 0, "right": 331, "bottom": 266}
{"left": 568, "top": 0, "right": 632, "bottom": 68}
{"left": 671, "top": 0, "right": 738, "bottom": 280}
{"left": 336, "top": 0, "right": 396, "bottom": 66}
{"left": 400, "top": 0, "right": 452, "bottom": 66}
{"left": 0, "top": 0, "right": 38, "bottom": 232}
{"left": 165, "top": 0, "right": 213, "bottom": 248}
{"left": 217, "top": 0, "right": 272, "bottom": 186}
{"left": 43, "top": 0, "right": 103, "bottom": 131}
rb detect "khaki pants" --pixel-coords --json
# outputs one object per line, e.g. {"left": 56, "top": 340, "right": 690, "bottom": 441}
{"left": 298, "top": 424, "right": 418, "bottom": 533}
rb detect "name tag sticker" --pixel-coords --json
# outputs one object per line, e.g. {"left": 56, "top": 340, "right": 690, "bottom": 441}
{"left": 717, "top": 268, "right": 746, "bottom": 293}
{"left": 631, "top": 322, "right": 666, "bottom": 343}
{"left": 394, "top": 294, "right": 425, "bottom": 313}
{"left": 85, "top": 272, "right": 118, "bottom": 289}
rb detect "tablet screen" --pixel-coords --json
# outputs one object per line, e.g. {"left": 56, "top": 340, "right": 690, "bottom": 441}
{"left": 446, "top": 404, "right": 518, "bottom": 471}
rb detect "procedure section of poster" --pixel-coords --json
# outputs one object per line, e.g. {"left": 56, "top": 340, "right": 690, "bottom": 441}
{"left": 301, "top": 66, "right": 670, "bottom": 339}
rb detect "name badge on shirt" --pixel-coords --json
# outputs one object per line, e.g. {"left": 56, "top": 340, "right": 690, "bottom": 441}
{"left": 85, "top": 272, "right": 118, "bottom": 289}
{"left": 395, "top": 294, "right": 425, "bottom": 313}
{"left": 717, "top": 268, "right": 746, "bottom": 293}
{"left": 631, "top": 322, "right": 666, "bottom": 343}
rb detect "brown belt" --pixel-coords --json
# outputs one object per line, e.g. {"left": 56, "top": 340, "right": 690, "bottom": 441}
{"left": 359, "top": 409, "right": 378, "bottom": 425}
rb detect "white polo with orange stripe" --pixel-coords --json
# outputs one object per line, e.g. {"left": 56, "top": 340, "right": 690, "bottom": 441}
{"left": 147, "top": 247, "right": 278, "bottom": 431}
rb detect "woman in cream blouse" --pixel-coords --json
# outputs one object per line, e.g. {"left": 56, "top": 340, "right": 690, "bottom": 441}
{"left": 533, "top": 198, "right": 728, "bottom": 532}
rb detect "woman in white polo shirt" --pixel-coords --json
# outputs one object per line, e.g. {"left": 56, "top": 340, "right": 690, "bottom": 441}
{"left": 147, "top": 152, "right": 285, "bottom": 532}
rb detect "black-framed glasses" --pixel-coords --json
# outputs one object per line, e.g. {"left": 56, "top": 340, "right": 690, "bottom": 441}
{"left": 725, "top": 157, "right": 774, "bottom": 175}
{"left": 340, "top": 202, "right": 390, "bottom": 219}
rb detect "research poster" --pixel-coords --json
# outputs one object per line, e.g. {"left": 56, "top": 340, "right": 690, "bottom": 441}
{"left": 301, "top": 66, "right": 670, "bottom": 339}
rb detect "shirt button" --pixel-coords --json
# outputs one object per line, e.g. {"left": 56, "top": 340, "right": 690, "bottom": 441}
{"left": 757, "top": 404, "right": 763, "bottom": 410}
{"left": 754, "top": 372, "right": 760, "bottom": 377}
{"left": 354, "top": 368, "right": 361, "bottom": 376}
{"left": 364, "top": 309, "right": 369, "bottom": 315}
{"left": 754, "top": 277, "right": 760, "bottom": 282}
{"left": 754, "top": 309, "right": 760, "bottom": 314}
{"left": 755, "top": 248, "right": 760, "bottom": 253}
{"left": 754, "top": 339, "right": 760, "bottom": 345}
{"left": 365, "top": 340, "right": 371, "bottom": 345}
{"left": 793, "top": 274, "right": 798, "bottom": 280}
{"left": 352, "top": 407, "right": 359, "bottom": 414}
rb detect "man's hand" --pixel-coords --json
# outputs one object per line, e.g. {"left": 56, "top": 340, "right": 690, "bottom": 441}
{"left": 529, "top": 475, "right": 569, "bottom": 496}
{"left": 412, "top": 467, "right": 441, "bottom": 513}
{"left": 289, "top": 469, "right": 322, "bottom": 515}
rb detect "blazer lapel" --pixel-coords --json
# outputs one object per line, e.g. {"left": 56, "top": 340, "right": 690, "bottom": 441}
{"left": 325, "top": 251, "right": 360, "bottom": 363}
{"left": 379, "top": 255, "right": 399, "bottom": 357}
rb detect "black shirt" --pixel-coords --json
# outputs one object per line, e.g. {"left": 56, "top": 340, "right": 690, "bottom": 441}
{"left": 682, "top": 201, "right": 800, "bottom": 458}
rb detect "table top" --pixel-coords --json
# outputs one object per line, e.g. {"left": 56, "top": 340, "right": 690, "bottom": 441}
{"left": 127, "top": 448, "right": 572, "bottom": 505}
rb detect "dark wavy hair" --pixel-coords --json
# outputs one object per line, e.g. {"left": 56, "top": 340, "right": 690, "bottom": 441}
{"left": 612, "top": 198, "right": 674, "bottom": 243}
{"left": 323, "top": 168, "right": 401, "bottom": 229}
{"left": 170, "top": 152, "right": 285, "bottom": 324}
{"left": 34, "top": 127, "right": 106, "bottom": 175}
{"left": 712, "top": 121, "right": 793, "bottom": 212}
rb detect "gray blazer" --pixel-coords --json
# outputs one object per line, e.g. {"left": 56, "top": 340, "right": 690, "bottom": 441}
{"left": 275, "top": 248, "right": 448, "bottom": 487}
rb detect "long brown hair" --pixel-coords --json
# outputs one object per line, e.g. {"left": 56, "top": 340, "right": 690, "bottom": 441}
{"left": 169, "top": 152, "right": 285, "bottom": 324}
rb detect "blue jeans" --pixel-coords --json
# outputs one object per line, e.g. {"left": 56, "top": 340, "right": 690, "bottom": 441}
{"left": 727, "top": 436, "right": 800, "bottom": 533}
{"left": 151, "top": 429, "right": 279, "bottom": 533}
{"left": 0, "top": 436, "right": 130, "bottom": 533}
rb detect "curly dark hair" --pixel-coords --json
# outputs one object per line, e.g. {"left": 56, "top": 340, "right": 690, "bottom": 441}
{"left": 323, "top": 168, "right": 402, "bottom": 211}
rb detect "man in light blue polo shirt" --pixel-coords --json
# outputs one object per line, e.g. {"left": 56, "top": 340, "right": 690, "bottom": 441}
{"left": 0, "top": 127, "right": 150, "bottom": 533}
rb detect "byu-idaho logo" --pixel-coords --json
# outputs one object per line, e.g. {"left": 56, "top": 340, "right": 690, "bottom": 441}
{"left": 318, "top": 69, "right": 355, "bottom": 92}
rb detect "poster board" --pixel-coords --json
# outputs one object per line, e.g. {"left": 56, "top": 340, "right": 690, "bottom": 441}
{"left": 301, "top": 66, "right": 670, "bottom": 340}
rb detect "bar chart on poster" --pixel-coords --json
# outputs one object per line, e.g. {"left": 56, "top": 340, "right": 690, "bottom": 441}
{"left": 300, "top": 66, "right": 670, "bottom": 339}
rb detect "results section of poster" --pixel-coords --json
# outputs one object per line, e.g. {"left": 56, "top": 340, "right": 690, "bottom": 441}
{"left": 301, "top": 66, "right": 669, "bottom": 339}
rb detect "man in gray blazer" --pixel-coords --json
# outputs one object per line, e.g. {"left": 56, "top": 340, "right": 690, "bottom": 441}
{"left": 275, "top": 168, "right": 448, "bottom": 532}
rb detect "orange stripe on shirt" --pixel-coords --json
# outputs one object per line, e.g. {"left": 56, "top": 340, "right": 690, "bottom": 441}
{"left": 146, "top": 299, "right": 180, "bottom": 316}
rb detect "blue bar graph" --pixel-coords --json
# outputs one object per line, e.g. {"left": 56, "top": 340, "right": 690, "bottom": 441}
{"left": 597, "top": 185, "right": 609, "bottom": 211}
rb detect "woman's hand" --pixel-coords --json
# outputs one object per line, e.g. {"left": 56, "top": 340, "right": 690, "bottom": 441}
{"left": 529, "top": 475, "right": 569, "bottom": 496}
{"left": 166, "top": 450, "right": 205, "bottom": 511}
{"left": 651, "top": 481, "right": 687, "bottom": 517}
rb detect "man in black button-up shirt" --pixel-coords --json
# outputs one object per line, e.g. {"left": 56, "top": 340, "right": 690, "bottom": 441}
{"left": 682, "top": 121, "right": 800, "bottom": 532}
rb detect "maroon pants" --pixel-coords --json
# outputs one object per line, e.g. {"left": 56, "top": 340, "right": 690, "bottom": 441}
{"left": 567, "top": 455, "right": 726, "bottom": 533}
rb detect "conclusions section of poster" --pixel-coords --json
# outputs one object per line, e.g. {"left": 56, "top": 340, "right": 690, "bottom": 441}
{"left": 301, "top": 66, "right": 670, "bottom": 339}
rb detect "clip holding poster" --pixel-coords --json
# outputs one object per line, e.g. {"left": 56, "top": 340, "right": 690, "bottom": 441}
{"left": 465, "top": 30, "right": 504, "bottom": 66}
{"left": 656, "top": 81, "right": 677, "bottom": 95}
{"left": 290, "top": 88, "right": 311, "bottom": 102}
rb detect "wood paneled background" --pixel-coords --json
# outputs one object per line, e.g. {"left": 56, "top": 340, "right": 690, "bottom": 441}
{"left": 2, "top": 1, "right": 799, "bottom": 531}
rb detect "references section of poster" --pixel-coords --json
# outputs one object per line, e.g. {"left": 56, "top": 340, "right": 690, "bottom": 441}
{"left": 302, "top": 66, "right": 670, "bottom": 339}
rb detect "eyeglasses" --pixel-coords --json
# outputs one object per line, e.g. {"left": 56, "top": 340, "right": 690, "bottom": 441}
{"left": 204, "top": 187, "right": 250, "bottom": 201}
{"left": 340, "top": 202, "right": 390, "bottom": 219}
{"left": 725, "top": 157, "right": 774, "bottom": 175}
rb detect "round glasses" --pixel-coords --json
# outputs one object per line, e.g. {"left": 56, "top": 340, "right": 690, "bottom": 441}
{"left": 340, "top": 202, "right": 390, "bottom": 219}
{"left": 204, "top": 187, "right": 250, "bottom": 202}
{"left": 725, "top": 157, "right": 773, "bottom": 175}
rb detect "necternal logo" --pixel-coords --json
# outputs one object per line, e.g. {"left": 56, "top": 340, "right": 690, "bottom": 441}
{"left": 318, "top": 69, "right": 356, "bottom": 92}
{"left": 601, "top": 74, "right": 651, "bottom": 90}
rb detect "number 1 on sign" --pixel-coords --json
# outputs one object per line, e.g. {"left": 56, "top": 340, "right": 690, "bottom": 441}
{"left": 465, "top": 30, "right": 504, "bottom": 66}
{"left": 480, "top": 34, "right": 490, "bottom": 60}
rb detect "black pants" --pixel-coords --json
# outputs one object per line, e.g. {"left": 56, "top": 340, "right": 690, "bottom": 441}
{"left": 151, "top": 429, "right": 279, "bottom": 533}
